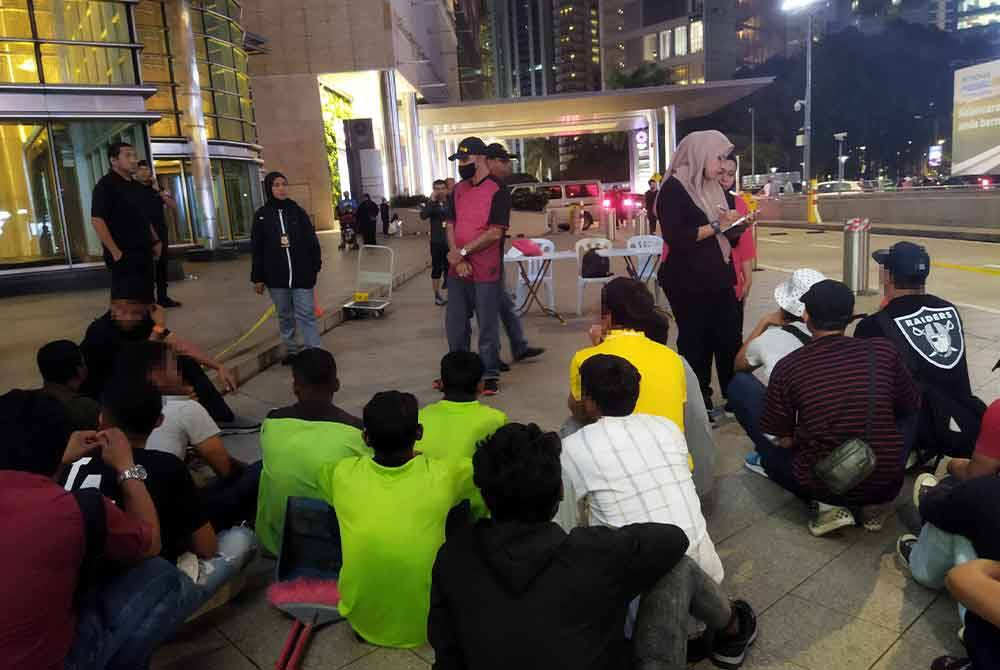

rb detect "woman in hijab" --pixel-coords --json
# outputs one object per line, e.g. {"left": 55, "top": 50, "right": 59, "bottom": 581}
{"left": 656, "top": 130, "right": 749, "bottom": 415}
{"left": 251, "top": 171, "right": 323, "bottom": 364}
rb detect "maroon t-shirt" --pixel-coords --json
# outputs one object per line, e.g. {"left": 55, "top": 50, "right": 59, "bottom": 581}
{"left": 0, "top": 471, "right": 151, "bottom": 670}
{"left": 448, "top": 175, "right": 511, "bottom": 283}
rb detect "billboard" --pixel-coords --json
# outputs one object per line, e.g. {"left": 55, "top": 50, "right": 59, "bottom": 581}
{"left": 952, "top": 59, "right": 1000, "bottom": 175}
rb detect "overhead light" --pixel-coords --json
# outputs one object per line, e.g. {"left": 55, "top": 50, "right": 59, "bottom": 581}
{"left": 781, "top": 0, "right": 822, "bottom": 11}
{"left": 18, "top": 58, "right": 36, "bottom": 72}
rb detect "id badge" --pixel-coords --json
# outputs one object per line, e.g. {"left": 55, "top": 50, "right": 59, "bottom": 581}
{"left": 280, "top": 234, "right": 290, "bottom": 249}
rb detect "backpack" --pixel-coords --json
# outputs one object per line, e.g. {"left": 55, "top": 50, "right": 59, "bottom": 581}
{"left": 581, "top": 249, "right": 611, "bottom": 279}
{"left": 876, "top": 311, "right": 986, "bottom": 459}
{"left": 72, "top": 488, "right": 107, "bottom": 609}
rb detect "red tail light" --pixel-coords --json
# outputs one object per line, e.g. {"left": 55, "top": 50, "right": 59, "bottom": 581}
{"left": 623, "top": 198, "right": 633, "bottom": 207}
{"left": 602, "top": 199, "right": 611, "bottom": 208}
{"left": 981, "top": 177, "right": 991, "bottom": 189}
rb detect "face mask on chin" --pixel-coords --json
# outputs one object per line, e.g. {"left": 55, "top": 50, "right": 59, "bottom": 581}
{"left": 458, "top": 163, "right": 477, "bottom": 180}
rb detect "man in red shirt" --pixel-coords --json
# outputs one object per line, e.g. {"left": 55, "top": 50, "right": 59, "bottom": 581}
{"left": 0, "top": 389, "right": 182, "bottom": 670}
{"left": 445, "top": 136, "right": 515, "bottom": 395}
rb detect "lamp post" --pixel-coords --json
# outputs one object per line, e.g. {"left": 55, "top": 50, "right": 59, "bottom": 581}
{"left": 783, "top": 0, "right": 821, "bottom": 193}
{"left": 749, "top": 107, "right": 756, "bottom": 185}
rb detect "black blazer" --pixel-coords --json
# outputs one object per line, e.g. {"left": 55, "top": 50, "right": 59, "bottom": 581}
{"left": 251, "top": 200, "right": 322, "bottom": 289}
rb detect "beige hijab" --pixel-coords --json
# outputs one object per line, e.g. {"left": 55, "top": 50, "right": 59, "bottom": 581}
{"left": 667, "top": 130, "right": 735, "bottom": 262}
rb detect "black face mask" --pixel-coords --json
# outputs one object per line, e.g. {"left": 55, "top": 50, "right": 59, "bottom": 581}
{"left": 458, "top": 163, "right": 477, "bottom": 180}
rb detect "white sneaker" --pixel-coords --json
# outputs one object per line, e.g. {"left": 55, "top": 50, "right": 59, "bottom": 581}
{"left": 913, "top": 473, "right": 939, "bottom": 509}
{"left": 862, "top": 504, "right": 892, "bottom": 532}
{"left": 808, "top": 504, "right": 855, "bottom": 537}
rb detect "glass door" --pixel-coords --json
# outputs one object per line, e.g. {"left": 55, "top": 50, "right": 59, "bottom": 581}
{"left": 153, "top": 159, "right": 194, "bottom": 244}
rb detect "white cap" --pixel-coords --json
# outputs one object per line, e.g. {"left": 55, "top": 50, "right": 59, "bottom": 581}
{"left": 773, "top": 268, "right": 826, "bottom": 317}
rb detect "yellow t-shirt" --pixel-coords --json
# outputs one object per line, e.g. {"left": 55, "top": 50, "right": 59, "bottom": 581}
{"left": 570, "top": 329, "right": 687, "bottom": 432}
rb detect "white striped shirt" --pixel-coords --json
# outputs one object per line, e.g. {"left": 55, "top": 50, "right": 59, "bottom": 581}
{"left": 561, "top": 414, "right": 724, "bottom": 583}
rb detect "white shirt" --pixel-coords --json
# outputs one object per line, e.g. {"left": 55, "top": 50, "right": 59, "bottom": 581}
{"left": 745, "top": 322, "right": 811, "bottom": 384}
{"left": 561, "top": 414, "right": 724, "bottom": 583}
{"left": 145, "top": 396, "right": 220, "bottom": 461}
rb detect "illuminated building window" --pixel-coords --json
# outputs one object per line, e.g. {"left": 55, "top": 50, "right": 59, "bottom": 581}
{"left": 690, "top": 20, "right": 703, "bottom": 53}
{"left": 659, "top": 29, "right": 671, "bottom": 58}
{"left": 674, "top": 25, "right": 687, "bottom": 56}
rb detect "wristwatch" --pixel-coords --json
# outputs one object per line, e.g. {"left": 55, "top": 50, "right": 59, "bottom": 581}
{"left": 459, "top": 247, "right": 469, "bottom": 258}
{"left": 710, "top": 220, "right": 722, "bottom": 235}
{"left": 118, "top": 464, "right": 148, "bottom": 484}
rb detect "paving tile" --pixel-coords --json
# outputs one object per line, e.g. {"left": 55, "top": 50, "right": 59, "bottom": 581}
{"left": 152, "top": 626, "right": 230, "bottom": 669}
{"left": 703, "top": 471, "right": 795, "bottom": 544}
{"left": 902, "top": 592, "right": 966, "bottom": 657}
{"left": 154, "top": 644, "right": 257, "bottom": 670}
{"left": 411, "top": 643, "right": 435, "bottom": 664}
{"left": 754, "top": 594, "right": 900, "bottom": 670}
{"left": 341, "top": 647, "right": 431, "bottom": 669}
{"left": 870, "top": 635, "right": 955, "bottom": 670}
{"left": 691, "top": 647, "right": 808, "bottom": 669}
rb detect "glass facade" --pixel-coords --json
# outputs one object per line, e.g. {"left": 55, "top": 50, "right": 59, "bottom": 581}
{"left": 0, "top": 0, "right": 139, "bottom": 85}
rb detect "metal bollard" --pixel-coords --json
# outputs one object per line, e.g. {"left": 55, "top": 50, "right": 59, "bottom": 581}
{"left": 546, "top": 208, "right": 557, "bottom": 234}
{"left": 606, "top": 209, "right": 617, "bottom": 241}
{"left": 843, "top": 218, "right": 871, "bottom": 294}
{"left": 637, "top": 211, "right": 648, "bottom": 236}
{"left": 751, "top": 222, "right": 759, "bottom": 271}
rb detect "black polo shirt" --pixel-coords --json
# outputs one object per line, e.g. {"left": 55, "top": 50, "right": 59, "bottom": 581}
{"left": 91, "top": 170, "right": 153, "bottom": 262}
{"left": 139, "top": 183, "right": 167, "bottom": 233}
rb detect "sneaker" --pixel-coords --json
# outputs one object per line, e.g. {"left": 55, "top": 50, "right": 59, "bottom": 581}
{"left": 896, "top": 534, "right": 918, "bottom": 574}
{"left": 711, "top": 599, "right": 758, "bottom": 668}
{"left": 499, "top": 361, "right": 511, "bottom": 373}
{"left": 687, "top": 631, "right": 711, "bottom": 664}
{"left": 958, "top": 625, "right": 965, "bottom": 643}
{"left": 434, "top": 295, "right": 447, "bottom": 306}
{"left": 913, "top": 473, "right": 939, "bottom": 509}
{"left": 743, "top": 452, "right": 769, "bottom": 479}
{"left": 931, "top": 656, "right": 972, "bottom": 670}
{"left": 808, "top": 504, "right": 854, "bottom": 537}
{"left": 708, "top": 407, "right": 726, "bottom": 423}
{"left": 158, "top": 297, "right": 183, "bottom": 308}
{"left": 514, "top": 346, "right": 546, "bottom": 362}
{"left": 482, "top": 379, "right": 499, "bottom": 396}
{"left": 861, "top": 504, "right": 892, "bottom": 532}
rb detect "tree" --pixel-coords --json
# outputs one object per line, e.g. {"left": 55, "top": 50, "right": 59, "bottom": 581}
{"left": 608, "top": 62, "right": 671, "bottom": 90}
{"left": 522, "top": 138, "right": 560, "bottom": 180}
{"left": 562, "top": 134, "right": 630, "bottom": 182}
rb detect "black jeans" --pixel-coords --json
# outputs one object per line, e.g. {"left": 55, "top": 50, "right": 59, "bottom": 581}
{"left": 108, "top": 251, "right": 154, "bottom": 295}
{"left": 202, "top": 460, "right": 263, "bottom": 531}
{"left": 965, "top": 610, "right": 1000, "bottom": 668}
{"left": 664, "top": 286, "right": 742, "bottom": 408}
{"left": 154, "top": 224, "right": 170, "bottom": 303}
{"left": 177, "top": 355, "right": 234, "bottom": 423}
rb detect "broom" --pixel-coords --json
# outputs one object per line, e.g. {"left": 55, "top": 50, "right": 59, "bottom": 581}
{"left": 267, "top": 578, "right": 342, "bottom": 670}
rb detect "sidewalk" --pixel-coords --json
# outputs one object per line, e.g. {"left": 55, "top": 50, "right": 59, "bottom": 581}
{"left": 0, "top": 232, "right": 431, "bottom": 392}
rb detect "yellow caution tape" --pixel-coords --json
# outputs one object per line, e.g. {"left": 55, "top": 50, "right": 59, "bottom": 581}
{"left": 932, "top": 261, "right": 1000, "bottom": 277}
{"left": 216, "top": 304, "right": 276, "bottom": 359}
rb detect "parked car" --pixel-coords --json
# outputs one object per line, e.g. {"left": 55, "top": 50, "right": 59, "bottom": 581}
{"left": 815, "top": 180, "right": 864, "bottom": 195}
{"left": 944, "top": 174, "right": 995, "bottom": 190}
{"left": 512, "top": 179, "right": 604, "bottom": 227}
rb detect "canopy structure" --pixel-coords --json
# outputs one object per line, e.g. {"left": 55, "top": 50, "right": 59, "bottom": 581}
{"left": 414, "top": 77, "right": 774, "bottom": 191}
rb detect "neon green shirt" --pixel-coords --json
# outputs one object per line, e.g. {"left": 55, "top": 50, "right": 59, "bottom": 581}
{"left": 416, "top": 399, "right": 507, "bottom": 461}
{"left": 320, "top": 455, "right": 481, "bottom": 648}
{"left": 255, "top": 418, "right": 370, "bottom": 556}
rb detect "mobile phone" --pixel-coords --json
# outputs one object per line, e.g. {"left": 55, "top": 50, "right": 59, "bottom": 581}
{"left": 723, "top": 214, "right": 749, "bottom": 231}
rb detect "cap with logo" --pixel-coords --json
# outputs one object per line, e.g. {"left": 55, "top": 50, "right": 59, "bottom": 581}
{"left": 773, "top": 268, "right": 826, "bottom": 317}
{"left": 872, "top": 241, "right": 931, "bottom": 282}
{"left": 448, "top": 137, "right": 489, "bottom": 161}
{"left": 800, "top": 279, "right": 856, "bottom": 329}
{"left": 485, "top": 143, "right": 520, "bottom": 160}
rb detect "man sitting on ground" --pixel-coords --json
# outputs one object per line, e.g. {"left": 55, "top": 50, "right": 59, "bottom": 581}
{"left": 417, "top": 351, "right": 506, "bottom": 461}
{"left": 944, "top": 399, "right": 1000, "bottom": 481}
{"left": 429, "top": 422, "right": 758, "bottom": 669}
{"left": 256, "top": 348, "right": 368, "bottom": 556}
{"left": 0, "top": 389, "right": 181, "bottom": 670}
{"left": 79, "top": 275, "right": 242, "bottom": 426}
{"left": 727, "top": 269, "right": 825, "bottom": 476}
{"left": 318, "top": 391, "right": 483, "bottom": 648}
{"left": 62, "top": 379, "right": 257, "bottom": 620}
{"left": 930, "top": 559, "right": 1000, "bottom": 670}
{"left": 562, "top": 354, "right": 723, "bottom": 585}
{"left": 855, "top": 241, "right": 985, "bottom": 464}
{"left": 118, "top": 341, "right": 261, "bottom": 530}
{"left": 37, "top": 339, "right": 101, "bottom": 431}
{"left": 759, "top": 279, "right": 920, "bottom": 537}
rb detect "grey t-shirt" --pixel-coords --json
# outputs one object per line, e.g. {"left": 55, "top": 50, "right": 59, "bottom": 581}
{"left": 746, "top": 322, "right": 811, "bottom": 384}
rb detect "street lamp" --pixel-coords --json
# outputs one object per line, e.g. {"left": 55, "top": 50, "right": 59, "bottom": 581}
{"left": 782, "top": 0, "right": 823, "bottom": 194}
{"left": 749, "top": 107, "right": 756, "bottom": 185}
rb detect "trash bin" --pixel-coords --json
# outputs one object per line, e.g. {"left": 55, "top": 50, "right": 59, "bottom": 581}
{"left": 843, "top": 218, "right": 871, "bottom": 294}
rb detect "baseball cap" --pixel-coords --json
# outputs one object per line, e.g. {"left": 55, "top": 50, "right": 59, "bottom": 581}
{"left": 800, "top": 279, "right": 855, "bottom": 329}
{"left": 872, "top": 241, "right": 930, "bottom": 282}
{"left": 448, "top": 137, "right": 489, "bottom": 161}
{"left": 773, "top": 268, "right": 826, "bottom": 317}
{"left": 485, "top": 143, "right": 520, "bottom": 160}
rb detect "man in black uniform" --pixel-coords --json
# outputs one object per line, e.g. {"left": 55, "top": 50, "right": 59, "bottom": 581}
{"left": 855, "top": 241, "right": 985, "bottom": 462}
{"left": 421, "top": 179, "right": 450, "bottom": 305}
{"left": 644, "top": 178, "right": 659, "bottom": 235}
{"left": 90, "top": 142, "right": 160, "bottom": 290}
{"left": 357, "top": 193, "right": 380, "bottom": 246}
{"left": 380, "top": 198, "right": 391, "bottom": 237}
{"left": 135, "top": 160, "right": 180, "bottom": 308}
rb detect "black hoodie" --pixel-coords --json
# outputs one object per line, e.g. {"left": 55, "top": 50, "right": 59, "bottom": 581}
{"left": 428, "top": 520, "right": 689, "bottom": 670}
{"left": 251, "top": 172, "right": 322, "bottom": 289}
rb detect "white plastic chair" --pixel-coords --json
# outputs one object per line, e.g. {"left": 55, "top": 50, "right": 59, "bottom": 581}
{"left": 515, "top": 238, "right": 556, "bottom": 310}
{"left": 627, "top": 234, "right": 664, "bottom": 303}
{"left": 575, "top": 237, "right": 614, "bottom": 316}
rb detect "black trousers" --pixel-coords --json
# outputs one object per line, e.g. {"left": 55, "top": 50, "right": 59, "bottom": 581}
{"left": 177, "top": 355, "right": 234, "bottom": 424}
{"left": 965, "top": 610, "right": 1000, "bottom": 669}
{"left": 361, "top": 222, "right": 377, "bottom": 246}
{"left": 202, "top": 460, "right": 262, "bottom": 531}
{"left": 664, "top": 286, "right": 742, "bottom": 409}
{"left": 108, "top": 250, "right": 154, "bottom": 295}
{"left": 154, "top": 224, "right": 169, "bottom": 303}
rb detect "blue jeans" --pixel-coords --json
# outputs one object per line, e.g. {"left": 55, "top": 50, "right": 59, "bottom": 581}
{"left": 910, "top": 522, "right": 978, "bottom": 621}
{"left": 176, "top": 527, "right": 259, "bottom": 621}
{"left": 65, "top": 557, "right": 183, "bottom": 670}
{"left": 445, "top": 278, "right": 503, "bottom": 380}
{"left": 269, "top": 287, "right": 321, "bottom": 353}
{"left": 726, "top": 373, "right": 774, "bottom": 455}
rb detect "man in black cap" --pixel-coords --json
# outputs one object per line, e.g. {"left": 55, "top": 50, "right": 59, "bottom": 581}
{"left": 759, "top": 279, "right": 920, "bottom": 537}
{"left": 445, "top": 137, "right": 531, "bottom": 395}
{"left": 79, "top": 274, "right": 243, "bottom": 426}
{"left": 855, "top": 241, "right": 985, "bottom": 464}
{"left": 485, "top": 142, "right": 545, "bottom": 372}
{"left": 135, "top": 160, "right": 181, "bottom": 308}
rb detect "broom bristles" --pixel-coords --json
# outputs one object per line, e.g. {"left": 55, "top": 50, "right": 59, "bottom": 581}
{"left": 267, "top": 578, "right": 341, "bottom": 607}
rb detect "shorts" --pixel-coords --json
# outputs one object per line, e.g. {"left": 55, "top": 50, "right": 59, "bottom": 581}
{"left": 431, "top": 242, "right": 449, "bottom": 279}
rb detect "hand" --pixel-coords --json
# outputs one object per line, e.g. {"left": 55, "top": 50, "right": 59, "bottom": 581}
{"left": 447, "top": 249, "right": 464, "bottom": 265}
{"left": 588, "top": 324, "right": 605, "bottom": 346}
{"left": 62, "top": 431, "right": 102, "bottom": 465}
{"left": 98, "top": 428, "right": 136, "bottom": 474}
{"left": 150, "top": 304, "right": 167, "bottom": 328}
{"left": 217, "top": 366, "right": 238, "bottom": 393}
{"left": 254, "top": 282, "right": 266, "bottom": 295}
{"left": 456, "top": 261, "right": 472, "bottom": 278}
{"left": 721, "top": 210, "right": 742, "bottom": 226}
{"left": 111, "top": 248, "right": 124, "bottom": 262}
